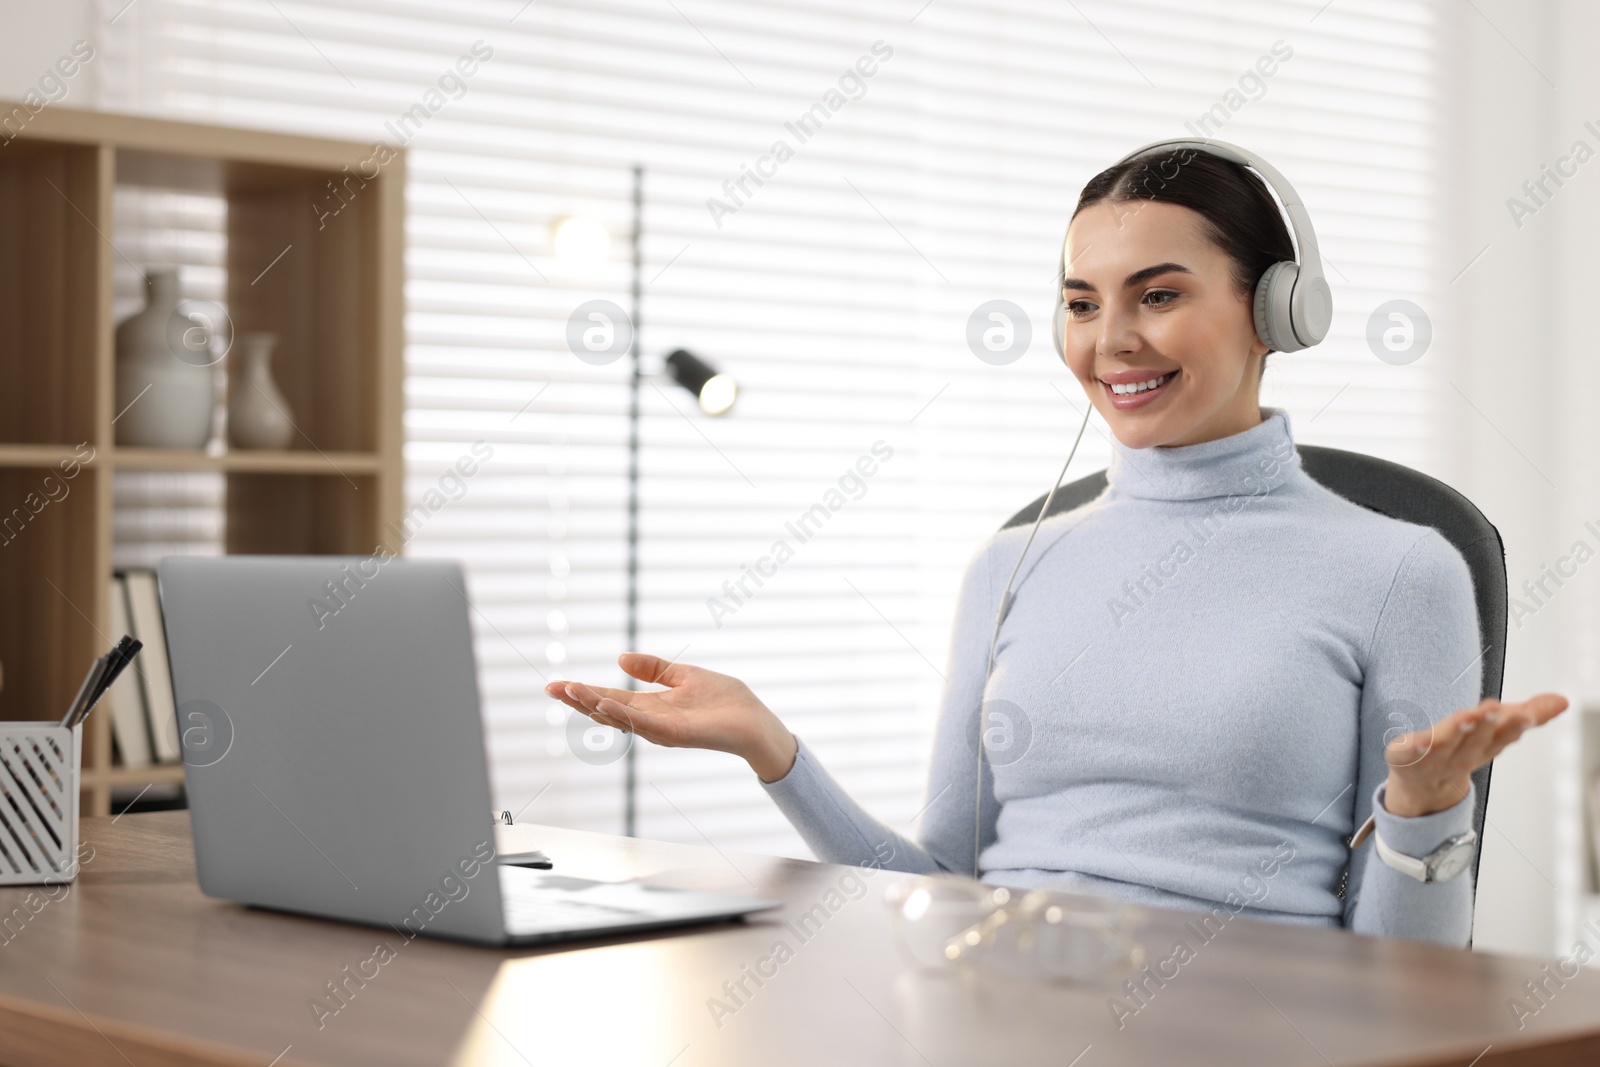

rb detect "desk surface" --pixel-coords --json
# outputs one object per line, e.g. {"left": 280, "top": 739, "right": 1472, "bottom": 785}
{"left": 1, "top": 812, "right": 1597, "bottom": 1067}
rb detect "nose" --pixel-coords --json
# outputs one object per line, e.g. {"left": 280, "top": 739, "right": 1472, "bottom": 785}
{"left": 1094, "top": 299, "right": 1141, "bottom": 362}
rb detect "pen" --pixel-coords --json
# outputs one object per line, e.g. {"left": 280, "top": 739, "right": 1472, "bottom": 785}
{"left": 78, "top": 637, "right": 139, "bottom": 726}
{"left": 59, "top": 636, "right": 141, "bottom": 729}
{"left": 70, "top": 643, "right": 123, "bottom": 727}
{"left": 59, "top": 654, "right": 111, "bottom": 728}
{"left": 59, "top": 657, "right": 104, "bottom": 728}
{"left": 73, "top": 637, "right": 142, "bottom": 729}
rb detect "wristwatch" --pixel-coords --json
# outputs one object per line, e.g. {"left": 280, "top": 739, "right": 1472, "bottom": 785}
{"left": 1351, "top": 813, "right": 1478, "bottom": 883}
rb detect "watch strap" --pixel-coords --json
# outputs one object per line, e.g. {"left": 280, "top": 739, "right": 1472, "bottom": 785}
{"left": 1373, "top": 826, "right": 1431, "bottom": 881}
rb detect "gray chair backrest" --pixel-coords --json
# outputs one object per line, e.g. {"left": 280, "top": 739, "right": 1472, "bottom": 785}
{"left": 1000, "top": 443, "right": 1507, "bottom": 904}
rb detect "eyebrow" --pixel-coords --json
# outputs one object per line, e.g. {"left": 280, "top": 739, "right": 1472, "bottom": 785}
{"left": 1062, "top": 261, "right": 1193, "bottom": 292}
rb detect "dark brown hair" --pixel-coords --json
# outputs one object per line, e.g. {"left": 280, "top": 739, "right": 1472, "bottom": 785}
{"left": 1072, "top": 148, "right": 1296, "bottom": 365}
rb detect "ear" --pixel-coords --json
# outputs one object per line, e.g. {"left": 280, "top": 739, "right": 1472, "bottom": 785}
{"left": 1238, "top": 278, "right": 1271, "bottom": 358}
{"left": 1246, "top": 301, "right": 1271, "bottom": 359}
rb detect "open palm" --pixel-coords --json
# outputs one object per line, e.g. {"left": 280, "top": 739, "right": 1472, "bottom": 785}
{"left": 545, "top": 652, "right": 797, "bottom": 779}
{"left": 1382, "top": 693, "right": 1567, "bottom": 817}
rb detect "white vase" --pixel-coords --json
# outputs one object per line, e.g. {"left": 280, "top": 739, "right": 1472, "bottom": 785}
{"left": 114, "top": 269, "right": 216, "bottom": 449}
{"left": 228, "top": 333, "right": 295, "bottom": 450}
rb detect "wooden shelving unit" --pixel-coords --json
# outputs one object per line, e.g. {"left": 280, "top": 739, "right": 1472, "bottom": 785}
{"left": 0, "top": 105, "right": 404, "bottom": 816}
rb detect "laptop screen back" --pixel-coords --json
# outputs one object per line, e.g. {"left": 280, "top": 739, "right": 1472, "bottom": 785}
{"left": 158, "top": 555, "right": 508, "bottom": 944}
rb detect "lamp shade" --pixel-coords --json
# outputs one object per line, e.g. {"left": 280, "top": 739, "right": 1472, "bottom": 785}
{"left": 665, "top": 348, "right": 737, "bottom": 415}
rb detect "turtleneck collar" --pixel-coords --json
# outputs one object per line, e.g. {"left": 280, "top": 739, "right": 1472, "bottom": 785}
{"left": 1106, "top": 406, "right": 1300, "bottom": 502}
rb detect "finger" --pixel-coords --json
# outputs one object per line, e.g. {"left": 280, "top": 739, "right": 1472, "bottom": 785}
{"left": 544, "top": 680, "right": 583, "bottom": 708}
{"left": 576, "top": 703, "right": 617, "bottom": 727}
{"left": 1450, "top": 700, "right": 1509, "bottom": 770}
{"left": 1479, "top": 720, "right": 1529, "bottom": 764}
{"left": 1484, "top": 700, "right": 1523, "bottom": 740}
{"left": 1476, "top": 699, "right": 1537, "bottom": 756}
{"left": 546, "top": 684, "right": 627, "bottom": 731}
{"left": 618, "top": 651, "right": 694, "bottom": 688}
{"left": 1388, "top": 700, "right": 1495, "bottom": 769}
{"left": 564, "top": 685, "right": 634, "bottom": 721}
{"left": 550, "top": 684, "right": 612, "bottom": 723}
{"left": 564, "top": 692, "right": 637, "bottom": 731}
{"left": 1449, "top": 694, "right": 1562, "bottom": 775}
{"left": 1505, "top": 692, "right": 1568, "bottom": 728}
{"left": 590, "top": 710, "right": 632, "bottom": 733}
{"left": 545, "top": 692, "right": 582, "bottom": 720}
{"left": 1460, "top": 693, "right": 1565, "bottom": 765}
{"left": 564, "top": 681, "right": 645, "bottom": 708}
{"left": 545, "top": 683, "right": 603, "bottom": 719}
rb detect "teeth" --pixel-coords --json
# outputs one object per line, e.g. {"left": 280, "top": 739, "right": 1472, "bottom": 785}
{"left": 1109, "top": 372, "right": 1173, "bottom": 396}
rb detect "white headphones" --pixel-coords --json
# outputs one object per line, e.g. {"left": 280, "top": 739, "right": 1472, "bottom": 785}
{"left": 1051, "top": 138, "right": 1333, "bottom": 357}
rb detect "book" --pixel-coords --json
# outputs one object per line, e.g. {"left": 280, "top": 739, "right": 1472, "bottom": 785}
{"left": 124, "top": 570, "right": 181, "bottom": 763}
{"left": 106, "top": 576, "right": 154, "bottom": 768}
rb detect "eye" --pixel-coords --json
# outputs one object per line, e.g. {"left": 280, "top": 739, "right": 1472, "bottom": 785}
{"left": 1143, "top": 288, "right": 1180, "bottom": 308}
{"left": 1065, "top": 298, "right": 1097, "bottom": 319}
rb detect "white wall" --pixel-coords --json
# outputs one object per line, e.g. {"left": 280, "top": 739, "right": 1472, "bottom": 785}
{"left": 1439, "top": 0, "right": 1598, "bottom": 958}
{"left": 1543, "top": 0, "right": 1600, "bottom": 960}
{"left": 0, "top": 0, "right": 96, "bottom": 103}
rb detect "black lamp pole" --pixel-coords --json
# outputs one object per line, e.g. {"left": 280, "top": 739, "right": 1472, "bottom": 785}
{"left": 624, "top": 162, "right": 642, "bottom": 837}
{"left": 618, "top": 165, "right": 734, "bottom": 836}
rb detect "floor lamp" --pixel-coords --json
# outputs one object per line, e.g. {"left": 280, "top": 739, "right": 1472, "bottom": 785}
{"left": 621, "top": 163, "right": 737, "bottom": 836}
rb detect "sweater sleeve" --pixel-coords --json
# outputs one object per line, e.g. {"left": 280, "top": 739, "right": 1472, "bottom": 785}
{"left": 1344, "top": 529, "right": 1483, "bottom": 945}
{"left": 760, "top": 537, "right": 1001, "bottom": 874}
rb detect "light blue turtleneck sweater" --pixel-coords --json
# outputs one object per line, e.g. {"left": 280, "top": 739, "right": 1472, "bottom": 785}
{"left": 762, "top": 406, "right": 1482, "bottom": 946}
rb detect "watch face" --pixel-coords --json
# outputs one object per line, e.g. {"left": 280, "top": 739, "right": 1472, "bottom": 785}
{"left": 1432, "top": 840, "right": 1475, "bottom": 882}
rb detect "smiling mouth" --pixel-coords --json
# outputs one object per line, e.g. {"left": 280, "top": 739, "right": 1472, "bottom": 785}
{"left": 1103, "top": 371, "right": 1177, "bottom": 396}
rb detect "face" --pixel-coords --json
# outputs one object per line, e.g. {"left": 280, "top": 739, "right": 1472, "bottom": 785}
{"left": 1060, "top": 199, "right": 1269, "bottom": 449}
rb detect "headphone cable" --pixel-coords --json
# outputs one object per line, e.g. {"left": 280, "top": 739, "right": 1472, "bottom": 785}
{"left": 973, "top": 393, "right": 1094, "bottom": 878}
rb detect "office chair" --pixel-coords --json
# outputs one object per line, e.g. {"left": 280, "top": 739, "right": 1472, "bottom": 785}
{"left": 1000, "top": 443, "right": 1508, "bottom": 927}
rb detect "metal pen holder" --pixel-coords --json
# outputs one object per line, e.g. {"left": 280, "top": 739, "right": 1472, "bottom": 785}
{"left": 0, "top": 722, "right": 81, "bottom": 885}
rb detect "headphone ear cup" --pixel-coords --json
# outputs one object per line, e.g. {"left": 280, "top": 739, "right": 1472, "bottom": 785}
{"left": 1253, "top": 260, "right": 1304, "bottom": 353}
{"left": 1290, "top": 272, "right": 1333, "bottom": 347}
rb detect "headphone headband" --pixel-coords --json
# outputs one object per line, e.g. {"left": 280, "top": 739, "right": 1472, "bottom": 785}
{"left": 1113, "top": 138, "right": 1324, "bottom": 288}
{"left": 1055, "top": 138, "right": 1332, "bottom": 354}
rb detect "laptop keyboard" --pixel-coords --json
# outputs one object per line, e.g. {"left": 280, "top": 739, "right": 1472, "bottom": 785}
{"left": 497, "top": 865, "right": 777, "bottom": 937}
{"left": 501, "top": 870, "right": 647, "bottom": 927}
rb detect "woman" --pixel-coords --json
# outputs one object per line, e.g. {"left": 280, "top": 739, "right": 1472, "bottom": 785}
{"left": 546, "top": 147, "right": 1566, "bottom": 947}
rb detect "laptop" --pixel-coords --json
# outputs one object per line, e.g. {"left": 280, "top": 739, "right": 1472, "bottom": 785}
{"left": 157, "top": 555, "right": 779, "bottom": 946}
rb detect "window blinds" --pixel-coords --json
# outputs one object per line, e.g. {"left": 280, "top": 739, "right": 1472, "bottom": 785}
{"left": 96, "top": 0, "right": 1443, "bottom": 858}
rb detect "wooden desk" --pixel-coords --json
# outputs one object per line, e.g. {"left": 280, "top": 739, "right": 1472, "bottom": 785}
{"left": 1, "top": 812, "right": 1597, "bottom": 1066}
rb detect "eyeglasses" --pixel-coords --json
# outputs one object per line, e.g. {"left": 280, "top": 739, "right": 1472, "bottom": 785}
{"left": 883, "top": 876, "right": 1145, "bottom": 984}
